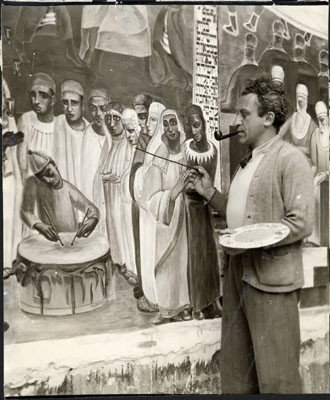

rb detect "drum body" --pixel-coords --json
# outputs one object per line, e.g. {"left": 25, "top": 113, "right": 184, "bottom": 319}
{"left": 14, "top": 233, "right": 112, "bottom": 316}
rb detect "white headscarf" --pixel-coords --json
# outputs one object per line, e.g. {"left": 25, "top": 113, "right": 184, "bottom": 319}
{"left": 143, "top": 102, "right": 165, "bottom": 171}
{"left": 159, "top": 108, "right": 186, "bottom": 146}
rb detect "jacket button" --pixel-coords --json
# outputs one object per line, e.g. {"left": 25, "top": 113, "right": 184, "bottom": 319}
{"left": 247, "top": 215, "right": 251, "bottom": 219}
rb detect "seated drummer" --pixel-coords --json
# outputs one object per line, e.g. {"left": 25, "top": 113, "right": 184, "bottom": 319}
{"left": 20, "top": 150, "right": 99, "bottom": 242}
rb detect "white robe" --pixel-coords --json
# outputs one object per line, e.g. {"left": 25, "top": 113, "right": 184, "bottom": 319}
{"left": 53, "top": 114, "right": 88, "bottom": 191}
{"left": 3, "top": 115, "right": 23, "bottom": 269}
{"left": 17, "top": 111, "right": 55, "bottom": 177}
{"left": 80, "top": 123, "right": 106, "bottom": 201}
{"left": 145, "top": 144, "right": 190, "bottom": 318}
{"left": 101, "top": 132, "right": 136, "bottom": 275}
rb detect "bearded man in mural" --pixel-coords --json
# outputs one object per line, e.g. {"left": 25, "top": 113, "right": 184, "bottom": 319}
{"left": 183, "top": 104, "right": 221, "bottom": 319}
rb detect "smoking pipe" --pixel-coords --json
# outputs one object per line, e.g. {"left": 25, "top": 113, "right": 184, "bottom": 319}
{"left": 214, "top": 125, "right": 240, "bottom": 141}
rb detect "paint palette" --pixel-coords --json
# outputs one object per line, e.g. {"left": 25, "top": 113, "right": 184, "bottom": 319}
{"left": 219, "top": 223, "right": 290, "bottom": 249}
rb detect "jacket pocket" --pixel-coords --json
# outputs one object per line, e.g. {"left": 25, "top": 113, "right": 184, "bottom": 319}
{"left": 256, "top": 248, "right": 294, "bottom": 286}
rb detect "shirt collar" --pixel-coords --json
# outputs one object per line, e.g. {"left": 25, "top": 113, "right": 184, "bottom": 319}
{"left": 252, "top": 135, "right": 280, "bottom": 158}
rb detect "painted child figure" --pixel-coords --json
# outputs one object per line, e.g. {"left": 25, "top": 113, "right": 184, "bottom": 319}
{"left": 21, "top": 150, "right": 99, "bottom": 242}
{"left": 183, "top": 104, "right": 221, "bottom": 319}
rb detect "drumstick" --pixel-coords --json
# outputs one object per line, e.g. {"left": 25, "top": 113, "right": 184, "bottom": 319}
{"left": 43, "top": 207, "right": 64, "bottom": 247}
{"left": 71, "top": 207, "right": 90, "bottom": 246}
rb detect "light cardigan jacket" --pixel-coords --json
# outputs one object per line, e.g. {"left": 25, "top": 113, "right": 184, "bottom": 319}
{"left": 211, "top": 136, "right": 314, "bottom": 293}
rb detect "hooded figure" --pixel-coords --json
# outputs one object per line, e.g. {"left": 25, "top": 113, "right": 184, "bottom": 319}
{"left": 144, "top": 109, "right": 192, "bottom": 324}
{"left": 131, "top": 102, "right": 166, "bottom": 312}
{"left": 308, "top": 101, "right": 329, "bottom": 247}
{"left": 280, "top": 83, "right": 317, "bottom": 167}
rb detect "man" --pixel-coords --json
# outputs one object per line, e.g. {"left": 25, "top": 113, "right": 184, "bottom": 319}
{"left": 188, "top": 78, "right": 314, "bottom": 393}
{"left": 132, "top": 93, "right": 153, "bottom": 135}
{"left": 183, "top": 104, "right": 221, "bottom": 319}
{"left": 128, "top": 102, "right": 165, "bottom": 312}
{"left": 100, "top": 103, "right": 137, "bottom": 285}
{"left": 144, "top": 109, "right": 192, "bottom": 325}
{"left": 81, "top": 87, "right": 110, "bottom": 202}
{"left": 53, "top": 80, "right": 88, "bottom": 191}
{"left": 17, "top": 73, "right": 56, "bottom": 182}
{"left": 21, "top": 150, "right": 99, "bottom": 241}
{"left": 280, "top": 83, "right": 317, "bottom": 169}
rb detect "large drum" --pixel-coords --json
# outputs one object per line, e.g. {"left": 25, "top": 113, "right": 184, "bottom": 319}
{"left": 14, "top": 233, "right": 111, "bottom": 316}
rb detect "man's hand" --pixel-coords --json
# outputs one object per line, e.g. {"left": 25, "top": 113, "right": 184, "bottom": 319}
{"left": 102, "top": 173, "right": 121, "bottom": 183}
{"left": 34, "top": 223, "right": 58, "bottom": 242}
{"left": 3, "top": 131, "right": 24, "bottom": 151}
{"left": 186, "top": 166, "right": 216, "bottom": 200}
{"left": 77, "top": 217, "right": 98, "bottom": 238}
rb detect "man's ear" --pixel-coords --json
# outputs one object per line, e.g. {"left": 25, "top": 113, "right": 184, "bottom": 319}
{"left": 51, "top": 94, "right": 56, "bottom": 107}
{"left": 264, "top": 111, "right": 275, "bottom": 127}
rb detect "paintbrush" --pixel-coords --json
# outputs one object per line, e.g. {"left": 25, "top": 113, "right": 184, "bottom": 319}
{"left": 71, "top": 207, "right": 90, "bottom": 246}
{"left": 43, "top": 206, "right": 64, "bottom": 247}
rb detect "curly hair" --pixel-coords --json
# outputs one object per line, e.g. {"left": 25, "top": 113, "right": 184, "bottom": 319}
{"left": 242, "top": 77, "right": 288, "bottom": 133}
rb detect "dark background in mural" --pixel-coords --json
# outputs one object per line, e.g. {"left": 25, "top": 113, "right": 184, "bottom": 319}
{"left": 2, "top": 5, "right": 193, "bottom": 120}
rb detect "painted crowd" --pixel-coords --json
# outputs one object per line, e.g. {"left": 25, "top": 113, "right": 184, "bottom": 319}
{"left": 2, "top": 74, "right": 222, "bottom": 325}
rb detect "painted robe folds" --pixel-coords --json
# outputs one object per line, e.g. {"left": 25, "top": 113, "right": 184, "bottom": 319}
{"left": 145, "top": 144, "right": 190, "bottom": 317}
{"left": 101, "top": 132, "right": 136, "bottom": 276}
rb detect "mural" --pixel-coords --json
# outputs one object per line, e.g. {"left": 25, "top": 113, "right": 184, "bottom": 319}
{"left": 2, "top": 3, "right": 329, "bottom": 396}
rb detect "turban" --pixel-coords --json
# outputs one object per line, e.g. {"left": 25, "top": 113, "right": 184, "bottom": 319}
{"left": 296, "top": 84, "right": 308, "bottom": 99}
{"left": 88, "top": 87, "right": 111, "bottom": 102}
{"left": 271, "top": 65, "right": 285, "bottom": 84}
{"left": 315, "top": 101, "right": 328, "bottom": 118}
{"left": 28, "top": 149, "right": 52, "bottom": 175}
{"left": 30, "top": 73, "right": 56, "bottom": 93}
{"left": 61, "top": 80, "right": 84, "bottom": 97}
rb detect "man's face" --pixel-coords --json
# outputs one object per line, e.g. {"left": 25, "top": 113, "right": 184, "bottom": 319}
{"left": 297, "top": 95, "right": 307, "bottom": 112}
{"left": 89, "top": 96, "right": 108, "bottom": 128}
{"left": 188, "top": 114, "right": 205, "bottom": 143}
{"left": 37, "top": 162, "right": 63, "bottom": 190}
{"left": 146, "top": 114, "right": 159, "bottom": 137}
{"left": 30, "top": 85, "right": 54, "bottom": 116}
{"left": 105, "top": 110, "right": 123, "bottom": 137}
{"left": 134, "top": 104, "right": 148, "bottom": 133}
{"left": 163, "top": 114, "right": 180, "bottom": 143}
{"left": 124, "top": 123, "right": 139, "bottom": 145}
{"left": 234, "top": 93, "right": 266, "bottom": 146}
{"left": 62, "top": 92, "right": 84, "bottom": 123}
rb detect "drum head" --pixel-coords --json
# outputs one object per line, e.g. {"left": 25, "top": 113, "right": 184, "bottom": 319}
{"left": 18, "top": 232, "right": 109, "bottom": 265}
